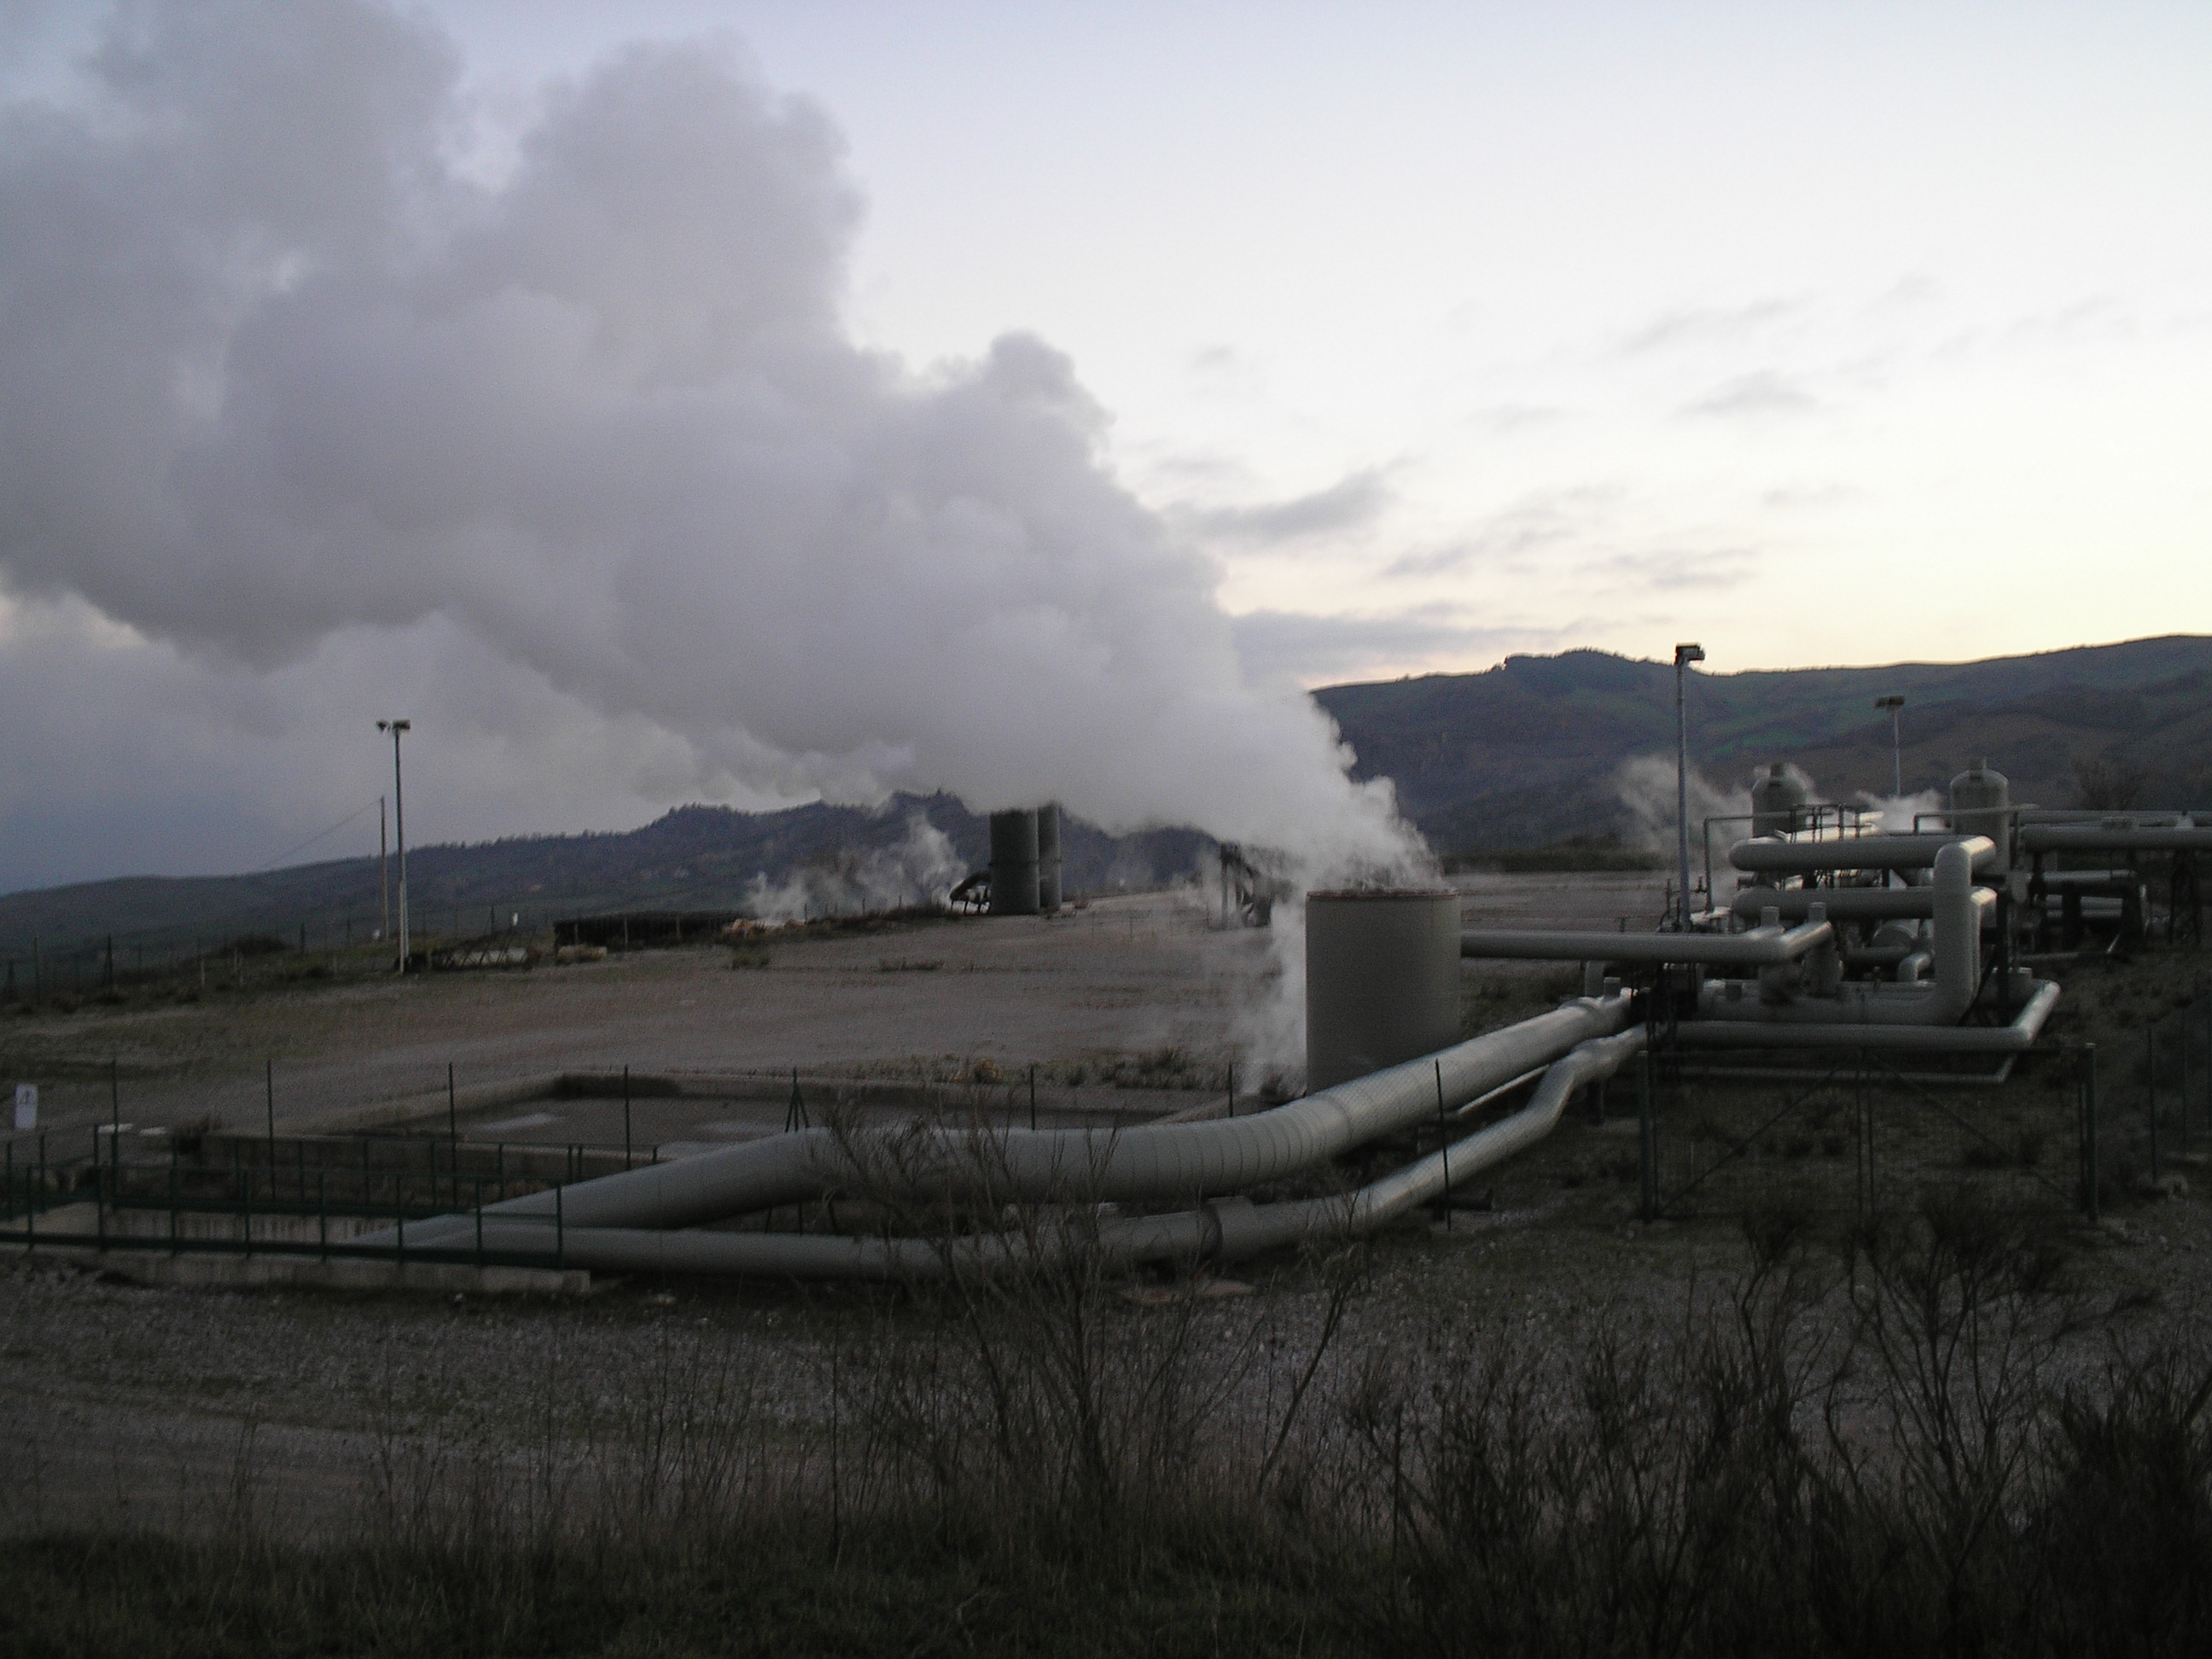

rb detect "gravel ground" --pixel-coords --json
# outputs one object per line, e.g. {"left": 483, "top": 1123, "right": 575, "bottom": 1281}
{"left": 10, "top": 872, "right": 2211, "bottom": 1546}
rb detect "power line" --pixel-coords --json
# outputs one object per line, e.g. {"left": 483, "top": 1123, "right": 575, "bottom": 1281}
{"left": 256, "top": 799, "right": 381, "bottom": 871}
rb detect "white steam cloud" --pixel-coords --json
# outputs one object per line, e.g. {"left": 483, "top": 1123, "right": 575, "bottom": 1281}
{"left": 1614, "top": 754, "right": 1755, "bottom": 858}
{"left": 0, "top": 1, "right": 1424, "bottom": 889}
{"left": 1855, "top": 789, "right": 1944, "bottom": 834}
{"left": 742, "top": 817, "right": 965, "bottom": 924}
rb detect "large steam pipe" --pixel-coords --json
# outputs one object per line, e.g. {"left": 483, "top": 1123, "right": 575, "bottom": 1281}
{"left": 1729, "top": 833, "right": 1998, "bottom": 876}
{"left": 1459, "top": 918, "right": 1834, "bottom": 965}
{"left": 458, "top": 1029, "right": 1651, "bottom": 1280}
{"left": 373, "top": 993, "right": 1639, "bottom": 1249}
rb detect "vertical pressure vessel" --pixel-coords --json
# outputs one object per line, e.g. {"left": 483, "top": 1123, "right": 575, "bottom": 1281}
{"left": 1750, "top": 764, "right": 1807, "bottom": 839}
{"left": 1036, "top": 802, "right": 1062, "bottom": 913}
{"left": 1306, "top": 888, "right": 1462, "bottom": 1091}
{"left": 988, "top": 809, "right": 1041, "bottom": 916}
{"left": 1948, "top": 760, "right": 2011, "bottom": 853}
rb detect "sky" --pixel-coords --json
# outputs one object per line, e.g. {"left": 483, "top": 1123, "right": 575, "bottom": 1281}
{"left": 0, "top": 1, "right": 2205, "bottom": 891}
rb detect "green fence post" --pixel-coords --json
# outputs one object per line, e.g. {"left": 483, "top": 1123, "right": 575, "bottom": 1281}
{"left": 623, "top": 1065, "right": 632, "bottom": 1167}
{"left": 474, "top": 1182, "right": 484, "bottom": 1268}
{"left": 1860, "top": 1051, "right": 1876, "bottom": 1220}
{"left": 2083, "top": 1043, "right": 2101, "bottom": 1222}
{"left": 1435, "top": 1058, "right": 1452, "bottom": 1232}
{"left": 2149, "top": 1028, "right": 2162, "bottom": 1183}
{"left": 169, "top": 1142, "right": 179, "bottom": 1256}
{"left": 556, "top": 1181, "right": 565, "bottom": 1271}
{"left": 318, "top": 1171, "right": 328, "bottom": 1262}
{"left": 1638, "top": 1045, "right": 1656, "bottom": 1224}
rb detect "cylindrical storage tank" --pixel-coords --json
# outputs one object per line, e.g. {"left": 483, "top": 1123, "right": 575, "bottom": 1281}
{"left": 988, "top": 809, "right": 1040, "bottom": 916}
{"left": 1750, "top": 764, "right": 1807, "bottom": 839}
{"left": 1035, "top": 802, "right": 1062, "bottom": 913}
{"left": 1306, "top": 889, "right": 1462, "bottom": 1091}
{"left": 1948, "top": 759, "right": 2011, "bottom": 853}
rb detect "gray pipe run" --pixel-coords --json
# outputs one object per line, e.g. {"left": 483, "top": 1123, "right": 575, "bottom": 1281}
{"left": 1460, "top": 918, "right": 1834, "bottom": 966}
{"left": 1729, "top": 886, "right": 1945, "bottom": 923}
{"left": 456, "top": 1028, "right": 1650, "bottom": 1281}
{"left": 1678, "top": 980, "right": 2061, "bottom": 1054}
{"left": 1729, "top": 832, "right": 1999, "bottom": 876}
{"left": 2018, "top": 822, "right": 2212, "bottom": 854}
{"left": 372, "top": 993, "right": 1640, "bottom": 1253}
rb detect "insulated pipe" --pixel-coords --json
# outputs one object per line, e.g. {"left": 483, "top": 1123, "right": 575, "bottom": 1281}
{"left": 1207, "top": 1027, "right": 1650, "bottom": 1260}
{"left": 1729, "top": 886, "right": 1946, "bottom": 923}
{"left": 1679, "top": 980, "right": 2061, "bottom": 1054}
{"left": 1729, "top": 833, "right": 1998, "bottom": 876}
{"left": 461, "top": 1029, "right": 1652, "bottom": 1280}
{"left": 2018, "top": 824, "right": 2212, "bottom": 853}
{"left": 374, "top": 993, "right": 1639, "bottom": 1249}
{"left": 1693, "top": 841, "right": 1984, "bottom": 1026}
{"left": 1459, "top": 919, "right": 1834, "bottom": 965}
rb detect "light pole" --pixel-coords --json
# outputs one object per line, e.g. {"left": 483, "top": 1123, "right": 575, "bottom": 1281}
{"left": 1674, "top": 643, "right": 1705, "bottom": 929}
{"left": 377, "top": 720, "right": 410, "bottom": 972}
{"left": 1874, "top": 695, "right": 1905, "bottom": 798}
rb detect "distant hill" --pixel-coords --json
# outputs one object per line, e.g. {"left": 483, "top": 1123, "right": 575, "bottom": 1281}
{"left": 0, "top": 795, "right": 1209, "bottom": 979}
{"left": 1315, "top": 635, "right": 2212, "bottom": 854}
{"left": 7, "top": 634, "right": 2208, "bottom": 976}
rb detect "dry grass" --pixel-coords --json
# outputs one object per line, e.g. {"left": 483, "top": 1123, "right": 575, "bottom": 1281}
{"left": 9, "top": 1185, "right": 2212, "bottom": 1656}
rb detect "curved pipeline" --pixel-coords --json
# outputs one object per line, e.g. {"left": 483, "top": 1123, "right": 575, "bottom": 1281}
{"left": 458, "top": 1029, "right": 1651, "bottom": 1280}
{"left": 373, "top": 993, "right": 1639, "bottom": 1250}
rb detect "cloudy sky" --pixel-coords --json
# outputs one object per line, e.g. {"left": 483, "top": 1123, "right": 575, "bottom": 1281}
{"left": 1, "top": 1, "right": 2205, "bottom": 891}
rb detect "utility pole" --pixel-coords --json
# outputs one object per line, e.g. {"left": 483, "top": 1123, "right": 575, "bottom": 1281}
{"left": 1674, "top": 643, "right": 1705, "bottom": 930}
{"left": 379, "top": 795, "right": 389, "bottom": 946}
{"left": 1874, "top": 695, "right": 1906, "bottom": 798}
{"left": 377, "top": 722, "right": 411, "bottom": 972}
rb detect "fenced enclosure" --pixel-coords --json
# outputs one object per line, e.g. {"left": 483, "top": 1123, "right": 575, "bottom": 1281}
{"left": 1636, "top": 1040, "right": 2103, "bottom": 1223}
{"left": 2145, "top": 985, "right": 2212, "bottom": 1178}
{"left": 0, "top": 1121, "right": 664, "bottom": 1272}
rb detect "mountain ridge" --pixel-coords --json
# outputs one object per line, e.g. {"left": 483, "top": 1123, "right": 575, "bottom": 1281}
{"left": 4, "top": 634, "right": 2206, "bottom": 968}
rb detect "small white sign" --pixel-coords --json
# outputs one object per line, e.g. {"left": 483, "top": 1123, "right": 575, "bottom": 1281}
{"left": 13, "top": 1084, "right": 35, "bottom": 1132}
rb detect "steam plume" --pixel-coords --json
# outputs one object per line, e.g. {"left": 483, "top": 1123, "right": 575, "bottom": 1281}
{"left": 0, "top": 2, "right": 1423, "bottom": 887}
